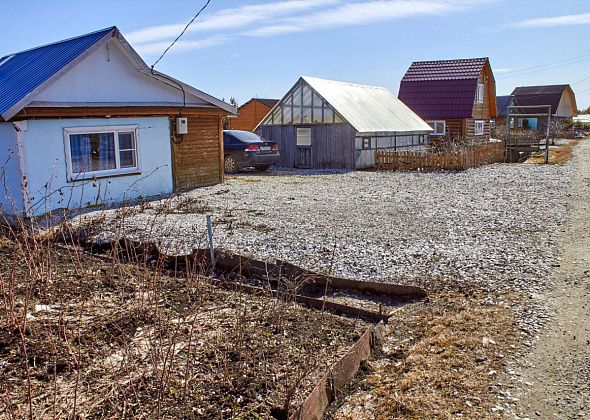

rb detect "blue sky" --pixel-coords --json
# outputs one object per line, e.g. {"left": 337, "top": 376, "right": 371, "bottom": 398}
{"left": 2, "top": 0, "right": 590, "bottom": 108}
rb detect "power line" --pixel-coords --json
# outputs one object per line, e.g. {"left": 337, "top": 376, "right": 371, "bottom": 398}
{"left": 498, "top": 56, "right": 590, "bottom": 79}
{"left": 496, "top": 51, "right": 590, "bottom": 78}
{"left": 151, "top": 0, "right": 212, "bottom": 69}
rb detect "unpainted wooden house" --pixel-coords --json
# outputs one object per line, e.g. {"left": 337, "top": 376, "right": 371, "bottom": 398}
{"left": 0, "top": 27, "right": 236, "bottom": 218}
{"left": 256, "top": 76, "right": 432, "bottom": 169}
{"left": 398, "top": 57, "right": 497, "bottom": 143}
{"left": 228, "top": 98, "right": 278, "bottom": 132}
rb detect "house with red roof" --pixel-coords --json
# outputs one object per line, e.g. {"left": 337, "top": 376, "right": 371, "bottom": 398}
{"left": 398, "top": 57, "right": 497, "bottom": 143}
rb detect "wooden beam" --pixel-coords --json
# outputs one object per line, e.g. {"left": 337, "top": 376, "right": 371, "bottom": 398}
{"left": 13, "top": 106, "right": 229, "bottom": 120}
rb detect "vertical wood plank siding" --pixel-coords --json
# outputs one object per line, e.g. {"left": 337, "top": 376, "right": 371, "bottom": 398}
{"left": 172, "top": 114, "right": 223, "bottom": 190}
{"left": 257, "top": 123, "right": 357, "bottom": 169}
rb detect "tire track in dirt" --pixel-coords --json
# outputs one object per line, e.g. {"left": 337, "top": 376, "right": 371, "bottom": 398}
{"left": 516, "top": 139, "right": 590, "bottom": 419}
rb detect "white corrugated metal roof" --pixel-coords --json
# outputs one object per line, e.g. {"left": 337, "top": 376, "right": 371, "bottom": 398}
{"left": 302, "top": 76, "right": 432, "bottom": 135}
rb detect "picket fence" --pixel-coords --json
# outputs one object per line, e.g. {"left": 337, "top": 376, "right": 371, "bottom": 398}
{"left": 374, "top": 142, "right": 505, "bottom": 171}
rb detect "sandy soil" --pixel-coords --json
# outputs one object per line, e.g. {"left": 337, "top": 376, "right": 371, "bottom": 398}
{"left": 515, "top": 139, "right": 590, "bottom": 418}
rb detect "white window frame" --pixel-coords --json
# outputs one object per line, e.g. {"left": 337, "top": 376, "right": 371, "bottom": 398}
{"left": 476, "top": 83, "right": 484, "bottom": 103}
{"left": 427, "top": 120, "right": 446, "bottom": 136}
{"left": 474, "top": 120, "right": 485, "bottom": 136}
{"left": 490, "top": 119, "right": 496, "bottom": 129}
{"left": 63, "top": 125, "right": 140, "bottom": 182}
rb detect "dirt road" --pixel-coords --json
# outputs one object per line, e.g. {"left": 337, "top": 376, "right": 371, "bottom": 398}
{"left": 516, "top": 139, "right": 590, "bottom": 418}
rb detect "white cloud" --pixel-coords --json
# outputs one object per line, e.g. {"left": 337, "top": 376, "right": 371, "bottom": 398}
{"left": 134, "top": 36, "right": 230, "bottom": 55}
{"left": 512, "top": 12, "right": 590, "bottom": 28}
{"left": 126, "top": 0, "right": 338, "bottom": 44}
{"left": 244, "top": 0, "right": 470, "bottom": 37}
{"left": 132, "top": 0, "right": 494, "bottom": 56}
{"left": 494, "top": 67, "right": 512, "bottom": 74}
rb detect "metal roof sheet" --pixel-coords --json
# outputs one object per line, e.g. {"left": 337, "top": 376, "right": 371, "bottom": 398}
{"left": 496, "top": 95, "right": 514, "bottom": 117}
{"left": 0, "top": 27, "right": 114, "bottom": 119}
{"left": 401, "top": 58, "right": 488, "bottom": 82}
{"left": 302, "top": 76, "right": 432, "bottom": 134}
{"left": 398, "top": 79, "right": 478, "bottom": 119}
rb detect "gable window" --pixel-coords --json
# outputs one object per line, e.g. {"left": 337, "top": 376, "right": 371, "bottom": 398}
{"left": 476, "top": 83, "right": 484, "bottom": 103}
{"left": 64, "top": 126, "right": 139, "bottom": 181}
{"left": 474, "top": 120, "right": 485, "bottom": 135}
{"left": 426, "top": 120, "right": 446, "bottom": 136}
{"left": 490, "top": 119, "right": 496, "bottom": 129}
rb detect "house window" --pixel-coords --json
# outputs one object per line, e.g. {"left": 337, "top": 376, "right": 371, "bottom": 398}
{"left": 362, "top": 137, "right": 371, "bottom": 149}
{"left": 474, "top": 120, "right": 485, "bottom": 135}
{"left": 490, "top": 119, "right": 496, "bottom": 129}
{"left": 517, "top": 118, "right": 523, "bottom": 128}
{"left": 476, "top": 83, "right": 484, "bottom": 103}
{"left": 296, "top": 127, "right": 312, "bottom": 147}
{"left": 510, "top": 118, "right": 514, "bottom": 129}
{"left": 427, "top": 120, "right": 446, "bottom": 135}
{"left": 64, "top": 126, "right": 139, "bottom": 181}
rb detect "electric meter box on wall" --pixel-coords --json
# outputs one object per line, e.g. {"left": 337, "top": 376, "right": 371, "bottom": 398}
{"left": 176, "top": 117, "right": 188, "bottom": 135}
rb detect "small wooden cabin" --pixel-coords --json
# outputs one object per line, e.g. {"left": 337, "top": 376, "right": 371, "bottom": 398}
{"left": 398, "top": 57, "right": 497, "bottom": 143}
{"left": 228, "top": 98, "right": 278, "bottom": 132}
{"left": 256, "top": 76, "right": 432, "bottom": 169}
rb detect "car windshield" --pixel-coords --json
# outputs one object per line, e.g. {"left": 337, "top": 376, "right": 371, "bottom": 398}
{"left": 229, "top": 131, "right": 263, "bottom": 143}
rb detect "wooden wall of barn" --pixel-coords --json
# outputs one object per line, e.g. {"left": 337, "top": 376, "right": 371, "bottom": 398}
{"left": 257, "top": 123, "right": 357, "bottom": 169}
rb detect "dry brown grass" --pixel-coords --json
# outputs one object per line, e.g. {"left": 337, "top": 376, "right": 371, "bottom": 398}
{"left": 526, "top": 140, "right": 580, "bottom": 165}
{"left": 332, "top": 291, "right": 519, "bottom": 419}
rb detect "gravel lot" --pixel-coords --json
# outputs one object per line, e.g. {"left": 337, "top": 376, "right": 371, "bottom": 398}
{"left": 89, "top": 160, "right": 573, "bottom": 297}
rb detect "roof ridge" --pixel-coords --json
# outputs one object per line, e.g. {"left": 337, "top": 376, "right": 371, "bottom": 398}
{"left": 1, "top": 26, "right": 115, "bottom": 59}
{"left": 411, "top": 57, "right": 488, "bottom": 64}
{"left": 302, "top": 75, "right": 387, "bottom": 91}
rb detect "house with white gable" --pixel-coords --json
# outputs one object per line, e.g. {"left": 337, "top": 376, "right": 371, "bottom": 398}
{"left": 0, "top": 26, "right": 236, "bottom": 218}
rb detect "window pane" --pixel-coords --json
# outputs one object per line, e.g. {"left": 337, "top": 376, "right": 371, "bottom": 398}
{"left": 302, "top": 85, "right": 312, "bottom": 107}
{"left": 323, "top": 107, "right": 334, "bottom": 123}
{"left": 292, "top": 85, "right": 301, "bottom": 106}
{"left": 334, "top": 113, "right": 345, "bottom": 124}
{"left": 302, "top": 107, "right": 312, "bottom": 124}
{"left": 119, "top": 150, "right": 136, "bottom": 168}
{"left": 283, "top": 94, "right": 292, "bottom": 107}
{"left": 312, "top": 92, "right": 322, "bottom": 108}
{"left": 119, "top": 132, "right": 135, "bottom": 150}
{"left": 296, "top": 128, "right": 311, "bottom": 146}
{"left": 70, "top": 132, "right": 115, "bottom": 173}
{"left": 282, "top": 106, "right": 292, "bottom": 124}
{"left": 293, "top": 106, "right": 302, "bottom": 124}
{"left": 272, "top": 107, "right": 282, "bottom": 124}
{"left": 70, "top": 134, "right": 92, "bottom": 173}
{"left": 312, "top": 107, "right": 323, "bottom": 123}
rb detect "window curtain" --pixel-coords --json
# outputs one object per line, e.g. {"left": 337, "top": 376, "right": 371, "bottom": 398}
{"left": 98, "top": 133, "right": 116, "bottom": 170}
{"left": 70, "top": 134, "right": 92, "bottom": 174}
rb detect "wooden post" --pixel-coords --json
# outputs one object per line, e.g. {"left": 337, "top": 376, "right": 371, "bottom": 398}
{"left": 544, "top": 105, "right": 552, "bottom": 164}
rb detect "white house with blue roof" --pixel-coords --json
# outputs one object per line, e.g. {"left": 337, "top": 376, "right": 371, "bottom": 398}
{"left": 0, "top": 26, "right": 236, "bottom": 219}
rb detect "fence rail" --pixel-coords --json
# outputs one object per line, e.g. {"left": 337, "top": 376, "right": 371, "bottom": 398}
{"left": 375, "top": 142, "right": 505, "bottom": 171}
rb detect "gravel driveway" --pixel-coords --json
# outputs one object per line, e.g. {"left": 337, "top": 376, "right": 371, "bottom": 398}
{"left": 89, "top": 160, "right": 573, "bottom": 296}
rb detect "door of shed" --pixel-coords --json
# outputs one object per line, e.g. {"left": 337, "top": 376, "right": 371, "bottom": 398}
{"left": 295, "top": 127, "right": 312, "bottom": 168}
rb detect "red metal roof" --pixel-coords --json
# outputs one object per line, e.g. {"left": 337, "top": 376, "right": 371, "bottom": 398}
{"left": 398, "top": 58, "right": 489, "bottom": 118}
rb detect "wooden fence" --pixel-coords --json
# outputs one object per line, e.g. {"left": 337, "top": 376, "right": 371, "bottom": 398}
{"left": 375, "top": 141, "right": 505, "bottom": 171}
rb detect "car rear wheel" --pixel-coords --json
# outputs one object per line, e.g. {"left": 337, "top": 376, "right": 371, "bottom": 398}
{"left": 224, "top": 155, "right": 239, "bottom": 174}
{"left": 255, "top": 166, "right": 270, "bottom": 172}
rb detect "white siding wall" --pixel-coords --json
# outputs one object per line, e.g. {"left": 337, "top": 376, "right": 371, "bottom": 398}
{"left": 31, "top": 40, "right": 208, "bottom": 107}
{"left": 0, "top": 122, "right": 24, "bottom": 215}
{"left": 21, "top": 116, "right": 173, "bottom": 216}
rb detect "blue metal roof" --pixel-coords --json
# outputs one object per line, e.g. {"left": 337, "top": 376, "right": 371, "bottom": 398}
{"left": 0, "top": 27, "right": 115, "bottom": 120}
